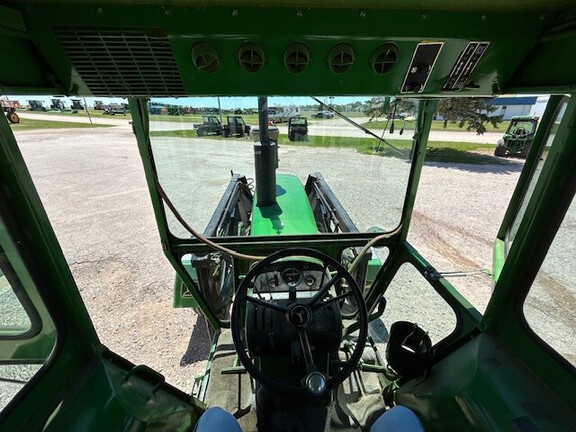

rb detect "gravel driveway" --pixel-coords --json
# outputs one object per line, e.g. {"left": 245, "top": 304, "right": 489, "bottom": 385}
{"left": 9, "top": 124, "right": 521, "bottom": 392}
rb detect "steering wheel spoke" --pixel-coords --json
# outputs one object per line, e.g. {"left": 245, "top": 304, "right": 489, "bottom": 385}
{"left": 310, "top": 289, "right": 353, "bottom": 311}
{"left": 308, "top": 270, "right": 346, "bottom": 306}
{"left": 245, "top": 295, "right": 289, "bottom": 314}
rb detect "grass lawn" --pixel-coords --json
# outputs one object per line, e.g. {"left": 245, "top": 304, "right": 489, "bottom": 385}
{"left": 150, "top": 129, "right": 506, "bottom": 165}
{"left": 362, "top": 119, "right": 508, "bottom": 133}
{"left": 10, "top": 119, "right": 111, "bottom": 130}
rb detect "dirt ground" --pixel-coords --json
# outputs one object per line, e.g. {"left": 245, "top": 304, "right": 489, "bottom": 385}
{"left": 12, "top": 123, "right": 522, "bottom": 392}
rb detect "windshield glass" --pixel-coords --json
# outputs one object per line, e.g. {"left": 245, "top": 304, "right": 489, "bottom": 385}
{"left": 149, "top": 96, "right": 415, "bottom": 239}
{"left": 509, "top": 119, "right": 537, "bottom": 135}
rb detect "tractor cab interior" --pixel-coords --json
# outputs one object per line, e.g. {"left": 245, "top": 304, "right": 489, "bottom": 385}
{"left": 1, "top": 1, "right": 576, "bottom": 432}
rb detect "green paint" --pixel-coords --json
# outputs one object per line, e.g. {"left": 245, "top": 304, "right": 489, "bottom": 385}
{"left": 1, "top": 1, "right": 576, "bottom": 431}
{"left": 251, "top": 174, "right": 319, "bottom": 236}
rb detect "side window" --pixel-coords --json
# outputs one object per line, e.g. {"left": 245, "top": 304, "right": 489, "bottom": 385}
{"left": 523, "top": 196, "right": 576, "bottom": 367}
{"left": 377, "top": 263, "right": 458, "bottom": 347}
{"left": 506, "top": 99, "right": 568, "bottom": 251}
{"left": 0, "top": 264, "right": 32, "bottom": 334}
{"left": 0, "top": 232, "right": 57, "bottom": 413}
{"left": 411, "top": 96, "right": 569, "bottom": 316}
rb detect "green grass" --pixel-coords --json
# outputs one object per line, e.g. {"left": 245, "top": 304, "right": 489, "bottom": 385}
{"left": 150, "top": 129, "right": 507, "bottom": 165}
{"left": 424, "top": 142, "right": 502, "bottom": 164}
{"left": 10, "top": 119, "right": 111, "bottom": 130}
{"left": 363, "top": 119, "right": 508, "bottom": 133}
{"left": 149, "top": 114, "right": 198, "bottom": 122}
{"left": 150, "top": 129, "right": 201, "bottom": 138}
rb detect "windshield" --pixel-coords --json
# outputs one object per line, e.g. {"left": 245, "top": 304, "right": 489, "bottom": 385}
{"left": 149, "top": 96, "right": 415, "bottom": 239}
{"left": 508, "top": 119, "right": 536, "bottom": 135}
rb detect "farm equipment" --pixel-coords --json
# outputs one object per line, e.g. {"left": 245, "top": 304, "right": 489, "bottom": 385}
{"left": 494, "top": 116, "right": 539, "bottom": 158}
{"left": 27, "top": 100, "right": 47, "bottom": 111}
{"left": 288, "top": 116, "right": 309, "bottom": 141}
{"left": 70, "top": 98, "right": 84, "bottom": 111}
{"left": 49, "top": 98, "right": 65, "bottom": 111}
{"left": 167, "top": 105, "right": 184, "bottom": 115}
{"left": 1, "top": 97, "right": 19, "bottom": 124}
{"left": 1, "top": 2, "right": 576, "bottom": 432}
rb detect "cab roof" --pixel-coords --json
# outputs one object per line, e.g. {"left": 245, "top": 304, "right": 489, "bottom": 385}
{"left": 0, "top": 1, "right": 575, "bottom": 97}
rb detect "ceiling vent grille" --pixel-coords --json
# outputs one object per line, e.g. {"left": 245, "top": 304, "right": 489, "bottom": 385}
{"left": 238, "top": 43, "right": 265, "bottom": 73}
{"left": 372, "top": 44, "right": 398, "bottom": 75}
{"left": 284, "top": 43, "right": 310, "bottom": 74}
{"left": 328, "top": 43, "right": 355, "bottom": 74}
{"left": 54, "top": 27, "right": 185, "bottom": 96}
{"left": 191, "top": 42, "right": 220, "bottom": 73}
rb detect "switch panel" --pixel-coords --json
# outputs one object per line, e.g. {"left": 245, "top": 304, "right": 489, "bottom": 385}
{"left": 401, "top": 42, "right": 443, "bottom": 94}
{"left": 443, "top": 41, "right": 490, "bottom": 91}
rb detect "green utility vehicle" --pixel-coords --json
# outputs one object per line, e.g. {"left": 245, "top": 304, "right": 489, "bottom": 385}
{"left": 494, "top": 116, "right": 539, "bottom": 158}
{"left": 0, "top": 1, "right": 576, "bottom": 432}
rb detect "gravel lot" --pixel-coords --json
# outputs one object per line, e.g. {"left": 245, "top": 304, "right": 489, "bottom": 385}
{"left": 8, "top": 123, "right": 523, "bottom": 393}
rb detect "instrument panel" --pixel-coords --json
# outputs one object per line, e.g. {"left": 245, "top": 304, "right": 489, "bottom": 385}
{"left": 252, "top": 260, "right": 326, "bottom": 293}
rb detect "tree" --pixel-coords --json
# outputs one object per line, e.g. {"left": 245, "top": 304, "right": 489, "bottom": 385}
{"left": 364, "top": 97, "right": 416, "bottom": 120}
{"left": 436, "top": 98, "right": 502, "bottom": 135}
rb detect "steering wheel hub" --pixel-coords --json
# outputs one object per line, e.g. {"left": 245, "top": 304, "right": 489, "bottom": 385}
{"left": 287, "top": 303, "right": 312, "bottom": 327}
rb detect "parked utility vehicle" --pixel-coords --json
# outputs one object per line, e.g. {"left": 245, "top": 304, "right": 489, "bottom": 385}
{"left": 103, "top": 103, "right": 127, "bottom": 115}
{"left": 196, "top": 115, "right": 222, "bottom": 136}
{"left": 494, "top": 116, "right": 539, "bottom": 158}
{"left": 311, "top": 110, "right": 334, "bottom": 119}
{"left": 288, "top": 116, "right": 309, "bottom": 141}
{"left": 222, "top": 115, "right": 250, "bottom": 137}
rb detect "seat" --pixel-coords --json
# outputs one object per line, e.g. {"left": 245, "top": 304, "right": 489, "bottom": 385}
{"left": 514, "top": 127, "right": 527, "bottom": 136}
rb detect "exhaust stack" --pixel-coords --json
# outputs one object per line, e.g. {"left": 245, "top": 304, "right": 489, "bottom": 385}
{"left": 254, "top": 96, "right": 277, "bottom": 207}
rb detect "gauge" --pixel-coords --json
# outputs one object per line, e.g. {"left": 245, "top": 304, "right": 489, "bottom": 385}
{"left": 281, "top": 267, "right": 302, "bottom": 286}
{"left": 304, "top": 275, "right": 316, "bottom": 286}
{"left": 268, "top": 274, "right": 279, "bottom": 288}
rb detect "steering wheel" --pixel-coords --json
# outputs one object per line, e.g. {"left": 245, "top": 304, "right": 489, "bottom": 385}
{"left": 231, "top": 248, "right": 368, "bottom": 396}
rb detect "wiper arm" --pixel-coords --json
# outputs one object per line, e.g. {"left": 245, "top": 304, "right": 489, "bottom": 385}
{"left": 310, "top": 96, "right": 407, "bottom": 158}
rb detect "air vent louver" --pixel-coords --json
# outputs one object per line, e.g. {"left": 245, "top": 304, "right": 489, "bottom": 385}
{"left": 372, "top": 44, "right": 398, "bottom": 75}
{"left": 191, "top": 42, "right": 220, "bottom": 73}
{"left": 284, "top": 43, "right": 310, "bottom": 73}
{"left": 238, "top": 43, "right": 265, "bottom": 73}
{"left": 54, "top": 27, "right": 185, "bottom": 96}
{"left": 328, "top": 43, "right": 355, "bottom": 74}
